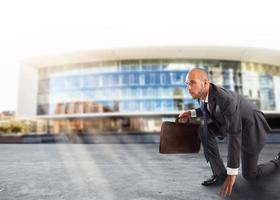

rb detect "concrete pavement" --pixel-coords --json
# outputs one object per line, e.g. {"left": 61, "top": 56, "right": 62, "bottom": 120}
{"left": 0, "top": 144, "right": 279, "bottom": 200}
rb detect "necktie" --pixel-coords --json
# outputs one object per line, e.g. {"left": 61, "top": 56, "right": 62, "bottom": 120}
{"left": 202, "top": 102, "right": 209, "bottom": 162}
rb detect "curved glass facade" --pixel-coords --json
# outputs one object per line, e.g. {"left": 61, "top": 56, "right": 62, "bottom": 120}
{"left": 36, "top": 59, "right": 280, "bottom": 134}
{"left": 38, "top": 60, "right": 196, "bottom": 115}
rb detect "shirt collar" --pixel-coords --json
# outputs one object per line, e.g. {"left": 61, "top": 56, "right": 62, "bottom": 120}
{"left": 200, "top": 92, "right": 209, "bottom": 104}
{"left": 205, "top": 93, "right": 209, "bottom": 103}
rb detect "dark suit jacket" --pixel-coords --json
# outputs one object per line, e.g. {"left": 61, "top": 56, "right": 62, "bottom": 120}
{"left": 195, "top": 83, "right": 271, "bottom": 169}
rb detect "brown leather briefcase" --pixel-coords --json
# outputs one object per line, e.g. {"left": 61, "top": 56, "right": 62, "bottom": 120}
{"left": 159, "top": 120, "right": 201, "bottom": 154}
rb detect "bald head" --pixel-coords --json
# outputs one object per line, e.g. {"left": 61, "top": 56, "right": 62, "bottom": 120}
{"left": 185, "top": 68, "right": 209, "bottom": 100}
{"left": 186, "top": 68, "right": 209, "bottom": 83}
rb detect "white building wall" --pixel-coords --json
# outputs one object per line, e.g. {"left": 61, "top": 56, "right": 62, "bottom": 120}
{"left": 242, "top": 71, "right": 260, "bottom": 99}
{"left": 17, "top": 64, "right": 38, "bottom": 117}
{"left": 273, "top": 76, "right": 280, "bottom": 111}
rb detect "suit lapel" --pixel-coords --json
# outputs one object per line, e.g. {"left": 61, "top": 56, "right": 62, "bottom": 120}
{"left": 208, "top": 84, "right": 216, "bottom": 116}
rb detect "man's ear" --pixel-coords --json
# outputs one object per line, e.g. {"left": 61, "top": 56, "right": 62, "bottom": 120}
{"left": 204, "top": 79, "right": 209, "bottom": 87}
{"left": 203, "top": 79, "right": 207, "bottom": 88}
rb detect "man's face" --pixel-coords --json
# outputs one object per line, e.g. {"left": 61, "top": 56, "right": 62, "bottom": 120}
{"left": 185, "top": 72, "right": 204, "bottom": 99}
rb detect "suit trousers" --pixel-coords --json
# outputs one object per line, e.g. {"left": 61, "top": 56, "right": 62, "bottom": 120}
{"left": 198, "top": 123, "right": 227, "bottom": 177}
{"left": 198, "top": 123, "right": 278, "bottom": 180}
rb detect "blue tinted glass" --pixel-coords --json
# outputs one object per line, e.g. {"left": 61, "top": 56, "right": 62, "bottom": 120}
{"left": 121, "top": 74, "right": 129, "bottom": 85}
{"left": 161, "top": 73, "right": 171, "bottom": 84}
{"left": 113, "top": 75, "right": 119, "bottom": 85}
{"left": 144, "top": 73, "right": 150, "bottom": 85}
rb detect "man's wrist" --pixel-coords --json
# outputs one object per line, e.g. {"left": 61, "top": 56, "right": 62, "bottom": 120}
{"left": 189, "top": 109, "right": 197, "bottom": 118}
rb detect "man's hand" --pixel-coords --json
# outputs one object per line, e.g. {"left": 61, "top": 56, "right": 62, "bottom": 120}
{"left": 178, "top": 111, "right": 191, "bottom": 123}
{"left": 219, "top": 175, "right": 236, "bottom": 197}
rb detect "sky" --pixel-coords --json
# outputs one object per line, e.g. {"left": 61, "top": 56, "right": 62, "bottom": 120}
{"left": 1, "top": 0, "right": 280, "bottom": 112}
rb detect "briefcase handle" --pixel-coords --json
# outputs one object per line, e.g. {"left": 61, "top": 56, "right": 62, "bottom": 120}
{"left": 175, "top": 117, "right": 190, "bottom": 124}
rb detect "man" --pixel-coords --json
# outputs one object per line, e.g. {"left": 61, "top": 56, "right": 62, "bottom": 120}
{"left": 178, "top": 68, "right": 280, "bottom": 197}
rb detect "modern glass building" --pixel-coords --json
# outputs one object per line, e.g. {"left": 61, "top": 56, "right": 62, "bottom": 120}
{"left": 18, "top": 47, "right": 280, "bottom": 135}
